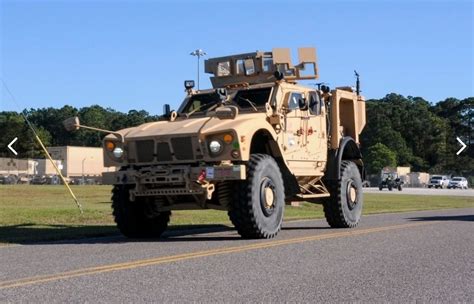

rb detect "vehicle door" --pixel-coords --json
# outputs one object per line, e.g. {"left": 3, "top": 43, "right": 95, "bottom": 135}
{"left": 305, "top": 91, "right": 327, "bottom": 163}
{"left": 282, "top": 91, "right": 306, "bottom": 159}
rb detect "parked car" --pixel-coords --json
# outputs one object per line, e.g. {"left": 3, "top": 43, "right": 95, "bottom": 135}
{"left": 17, "top": 175, "right": 31, "bottom": 184}
{"left": 448, "top": 177, "right": 468, "bottom": 189}
{"left": 427, "top": 175, "right": 450, "bottom": 189}
{"left": 0, "top": 175, "right": 18, "bottom": 184}
{"left": 30, "top": 175, "right": 48, "bottom": 185}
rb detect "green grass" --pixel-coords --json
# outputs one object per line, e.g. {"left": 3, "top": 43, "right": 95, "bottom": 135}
{"left": 0, "top": 185, "right": 472, "bottom": 244}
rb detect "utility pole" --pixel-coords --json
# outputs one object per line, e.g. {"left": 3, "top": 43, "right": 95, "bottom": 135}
{"left": 190, "top": 49, "right": 206, "bottom": 90}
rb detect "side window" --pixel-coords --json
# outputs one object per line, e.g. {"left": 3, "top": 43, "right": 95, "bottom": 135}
{"left": 244, "top": 59, "right": 255, "bottom": 75}
{"left": 308, "top": 92, "right": 322, "bottom": 115}
{"left": 276, "top": 63, "right": 295, "bottom": 77}
{"left": 262, "top": 57, "right": 273, "bottom": 73}
{"left": 236, "top": 59, "right": 245, "bottom": 75}
{"left": 288, "top": 92, "right": 303, "bottom": 110}
{"left": 188, "top": 100, "right": 201, "bottom": 112}
{"left": 217, "top": 61, "right": 231, "bottom": 76}
{"left": 236, "top": 59, "right": 256, "bottom": 76}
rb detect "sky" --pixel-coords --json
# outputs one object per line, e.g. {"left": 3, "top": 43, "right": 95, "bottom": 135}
{"left": 1, "top": 0, "right": 473, "bottom": 115}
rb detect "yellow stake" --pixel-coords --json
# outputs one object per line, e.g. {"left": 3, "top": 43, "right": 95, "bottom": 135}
{"left": 34, "top": 134, "right": 84, "bottom": 214}
{"left": 0, "top": 78, "right": 83, "bottom": 214}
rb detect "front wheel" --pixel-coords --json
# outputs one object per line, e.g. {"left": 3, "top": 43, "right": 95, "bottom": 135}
{"left": 228, "top": 154, "right": 285, "bottom": 239}
{"left": 323, "top": 160, "right": 363, "bottom": 228}
{"left": 112, "top": 185, "right": 171, "bottom": 238}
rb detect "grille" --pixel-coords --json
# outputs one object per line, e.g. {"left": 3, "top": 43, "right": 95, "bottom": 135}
{"left": 171, "top": 137, "right": 194, "bottom": 160}
{"left": 135, "top": 140, "right": 155, "bottom": 162}
{"left": 156, "top": 142, "right": 173, "bottom": 162}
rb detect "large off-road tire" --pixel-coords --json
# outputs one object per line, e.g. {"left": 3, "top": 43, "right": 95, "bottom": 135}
{"left": 398, "top": 184, "right": 403, "bottom": 191}
{"left": 228, "top": 154, "right": 285, "bottom": 239}
{"left": 323, "top": 160, "right": 363, "bottom": 228}
{"left": 112, "top": 185, "right": 170, "bottom": 238}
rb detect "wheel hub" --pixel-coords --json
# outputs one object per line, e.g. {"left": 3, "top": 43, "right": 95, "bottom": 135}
{"left": 260, "top": 177, "right": 276, "bottom": 216}
{"left": 264, "top": 187, "right": 275, "bottom": 208}
{"left": 346, "top": 179, "right": 358, "bottom": 210}
{"left": 349, "top": 187, "right": 357, "bottom": 202}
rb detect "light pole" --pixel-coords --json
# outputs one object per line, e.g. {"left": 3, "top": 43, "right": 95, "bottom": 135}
{"left": 190, "top": 49, "right": 206, "bottom": 90}
{"left": 82, "top": 157, "right": 87, "bottom": 185}
{"left": 81, "top": 156, "right": 93, "bottom": 185}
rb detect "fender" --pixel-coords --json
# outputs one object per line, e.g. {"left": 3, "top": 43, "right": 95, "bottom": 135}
{"left": 326, "top": 136, "right": 363, "bottom": 181}
{"left": 249, "top": 128, "right": 299, "bottom": 199}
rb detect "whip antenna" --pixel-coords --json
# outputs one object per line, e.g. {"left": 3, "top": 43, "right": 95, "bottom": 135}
{"left": 1, "top": 78, "right": 83, "bottom": 214}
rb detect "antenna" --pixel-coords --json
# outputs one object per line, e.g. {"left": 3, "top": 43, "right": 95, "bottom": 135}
{"left": 1, "top": 78, "right": 83, "bottom": 214}
{"left": 354, "top": 70, "right": 360, "bottom": 96}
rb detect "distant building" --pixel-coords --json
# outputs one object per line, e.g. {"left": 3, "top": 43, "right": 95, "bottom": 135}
{"left": 0, "top": 158, "right": 62, "bottom": 176}
{"left": 0, "top": 158, "right": 30, "bottom": 175}
{"left": 47, "top": 146, "right": 116, "bottom": 178}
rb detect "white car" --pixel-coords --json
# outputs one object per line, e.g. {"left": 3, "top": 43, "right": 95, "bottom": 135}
{"left": 448, "top": 177, "right": 468, "bottom": 189}
{"left": 428, "top": 175, "right": 450, "bottom": 189}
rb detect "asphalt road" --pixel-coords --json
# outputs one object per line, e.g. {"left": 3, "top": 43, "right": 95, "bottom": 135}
{"left": 365, "top": 187, "right": 474, "bottom": 196}
{"left": 1, "top": 208, "right": 473, "bottom": 302}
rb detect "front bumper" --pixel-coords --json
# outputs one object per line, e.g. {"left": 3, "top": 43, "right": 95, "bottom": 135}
{"left": 103, "top": 164, "right": 246, "bottom": 199}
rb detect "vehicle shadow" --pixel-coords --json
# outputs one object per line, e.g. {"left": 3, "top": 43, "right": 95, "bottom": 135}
{"left": 0, "top": 222, "right": 331, "bottom": 245}
{"left": 0, "top": 223, "right": 120, "bottom": 245}
{"left": 0, "top": 223, "right": 234, "bottom": 245}
{"left": 407, "top": 214, "right": 474, "bottom": 222}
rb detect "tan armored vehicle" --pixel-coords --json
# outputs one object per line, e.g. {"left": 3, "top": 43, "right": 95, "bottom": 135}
{"left": 64, "top": 47, "right": 366, "bottom": 239}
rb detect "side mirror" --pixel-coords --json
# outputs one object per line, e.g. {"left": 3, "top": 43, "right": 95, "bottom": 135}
{"left": 298, "top": 98, "right": 308, "bottom": 111}
{"left": 63, "top": 116, "right": 80, "bottom": 132}
{"left": 163, "top": 104, "right": 171, "bottom": 117}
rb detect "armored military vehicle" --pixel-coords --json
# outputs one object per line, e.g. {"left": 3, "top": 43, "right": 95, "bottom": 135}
{"left": 64, "top": 47, "right": 366, "bottom": 239}
{"left": 379, "top": 172, "right": 403, "bottom": 191}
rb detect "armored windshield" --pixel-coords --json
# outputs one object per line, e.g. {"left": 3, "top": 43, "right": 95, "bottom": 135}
{"left": 180, "top": 93, "right": 221, "bottom": 114}
{"left": 234, "top": 88, "right": 272, "bottom": 110}
{"left": 180, "top": 87, "right": 272, "bottom": 115}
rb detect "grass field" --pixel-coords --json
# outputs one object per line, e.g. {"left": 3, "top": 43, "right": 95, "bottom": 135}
{"left": 0, "top": 185, "right": 472, "bottom": 244}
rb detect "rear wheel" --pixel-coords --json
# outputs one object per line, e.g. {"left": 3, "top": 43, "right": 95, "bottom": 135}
{"left": 228, "top": 154, "right": 285, "bottom": 239}
{"left": 323, "top": 161, "right": 363, "bottom": 228}
{"left": 398, "top": 184, "right": 403, "bottom": 191}
{"left": 112, "top": 185, "right": 170, "bottom": 238}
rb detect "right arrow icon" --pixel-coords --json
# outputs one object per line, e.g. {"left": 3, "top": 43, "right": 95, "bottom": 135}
{"left": 456, "top": 137, "right": 467, "bottom": 155}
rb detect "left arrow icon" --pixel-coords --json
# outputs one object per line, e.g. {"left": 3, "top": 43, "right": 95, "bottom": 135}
{"left": 8, "top": 137, "right": 18, "bottom": 155}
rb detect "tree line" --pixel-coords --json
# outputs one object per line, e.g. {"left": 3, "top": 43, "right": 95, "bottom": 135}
{"left": 0, "top": 94, "right": 472, "bottom": 176}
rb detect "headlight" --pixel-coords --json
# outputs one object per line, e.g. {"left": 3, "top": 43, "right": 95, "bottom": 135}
{"left": 113, "top": 147, "right": 124, "bottom": 158}
{"left": 209, "top": 140, "right": 223, "bottom": 155}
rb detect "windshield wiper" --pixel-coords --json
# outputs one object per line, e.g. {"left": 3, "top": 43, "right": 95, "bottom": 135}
{"left": 186, "top": 100, "right": 220, "bottom": 118}
{"left": 238, "top": 96, "right": 258, "bottom": 112}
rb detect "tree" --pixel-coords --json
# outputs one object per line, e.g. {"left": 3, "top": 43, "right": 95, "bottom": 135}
{"left": 365, "top": 143, "right": 397, "bottom": 174}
